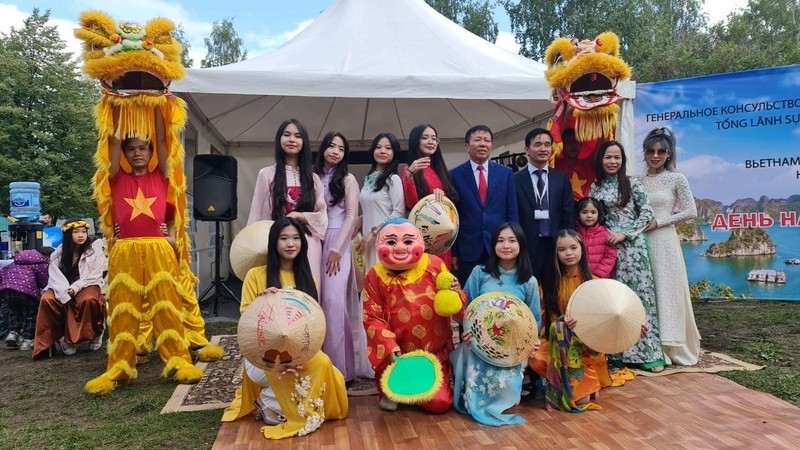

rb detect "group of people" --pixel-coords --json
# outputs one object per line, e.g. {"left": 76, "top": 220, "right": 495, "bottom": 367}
{"left": 0, "top": 221, "right": 107, "bottom": 359}
{"left": 221, "top": 118, "right": 700, "bottom": 437}
{"left": 2, "top": 112, "right": 699, "bottom": 437}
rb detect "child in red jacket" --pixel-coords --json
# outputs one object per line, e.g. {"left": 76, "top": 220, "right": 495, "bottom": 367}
{"left": 575, "top": 197, "right": 617, "bottom": 279}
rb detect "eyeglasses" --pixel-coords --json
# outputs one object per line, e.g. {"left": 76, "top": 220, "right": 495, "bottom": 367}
{"left": 645, "top": 148, "right": 668, "bottom": 155}
{"left": 421, "top": 135, "right": 438, "bottom": 143}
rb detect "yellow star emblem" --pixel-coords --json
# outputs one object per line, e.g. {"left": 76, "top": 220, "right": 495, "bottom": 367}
{"left": 570, "top": 172, "right": 588, "bottom": 198}
{"left": 124, "top": 187, "right": 157, "bottom": 221}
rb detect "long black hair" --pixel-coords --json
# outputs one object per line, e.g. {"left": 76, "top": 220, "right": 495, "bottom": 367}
{"left": 266, "top": 217, "right": 318, "bottom": 300}
{"left": 59, "top": 220, "right": 92, "bottom": 284}
{"left": 313, "top": 131, "right": 350, "bottom": 206}
{"left": 541, "top": 229, "right": 593, "bottom": 326}
{"left": 594, "top": 140, "right": 632, "bottom": 208}
{"left": 367, "top": 132, "right": 401, "bottom": 192}
{"left": 575, "top": 196, "right": 607, "bottom": 227}
{"left": 407, "top": 124, "right": 458, "bottom": 202}
{"left": 270, "top": 119, "right": 317, "bottom": 220}
{"left": 483, "top": 222, "right": 533, "bottom": 284}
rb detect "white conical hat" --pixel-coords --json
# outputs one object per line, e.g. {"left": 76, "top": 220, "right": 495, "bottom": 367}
{"left": 230, "top": 220, "right": 273, "bottom": 280}
{"left": 408, "top": 194, "right": 459, "bottom": 255}
{"left": 237, "top": 289, "right": 326, "bottom": 371}
{"left": 565, "top": 279, "right": 646, "bottom": 354}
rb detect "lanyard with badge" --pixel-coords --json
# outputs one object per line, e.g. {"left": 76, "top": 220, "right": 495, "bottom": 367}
{"left": 533, "top": 171, "right": 549, "bottom": 221}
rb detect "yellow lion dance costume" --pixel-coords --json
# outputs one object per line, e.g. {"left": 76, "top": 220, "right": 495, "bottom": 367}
{"left": 545, "top": 32, "right": 631, "bottom": 199}
{"left": 76, "top": 11, "right": 222, "bottom": 394}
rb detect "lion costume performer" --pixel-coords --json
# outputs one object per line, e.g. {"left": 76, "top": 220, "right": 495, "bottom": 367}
{"left": 76, "top": 11, "right": 222, "bottom": 394}
{"left": 545, "top": 32, "right": 631, "bottom": 199}
{"left": 362, "top": 218, "right": 466, "bottom": 413}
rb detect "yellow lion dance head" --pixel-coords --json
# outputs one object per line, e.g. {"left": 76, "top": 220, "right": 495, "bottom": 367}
{"left": 75, "top": 11, "right": 184, "bottom": 96}
{"left": 545, "top": 32, "right": 631, "bottom": 143}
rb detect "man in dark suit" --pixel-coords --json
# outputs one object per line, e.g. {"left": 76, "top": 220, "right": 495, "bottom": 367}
{"left": 515, "top": 128, "right": 574, "bottom": 281}
{"left": 451, "top": 125, "right": 519, "bottom": 285}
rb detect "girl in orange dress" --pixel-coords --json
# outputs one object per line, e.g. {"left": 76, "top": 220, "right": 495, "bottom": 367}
{"left": 531, "top": 229, "right": 612, "bottom": 411}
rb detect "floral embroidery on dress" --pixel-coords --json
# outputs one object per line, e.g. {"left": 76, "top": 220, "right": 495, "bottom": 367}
{"left": 289, "top": 375, "right": 327, "bottom": 437}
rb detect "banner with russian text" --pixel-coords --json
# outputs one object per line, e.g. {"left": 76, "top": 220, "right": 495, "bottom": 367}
{"left": 634, "top": 64, "right": 800, "bottom": 300}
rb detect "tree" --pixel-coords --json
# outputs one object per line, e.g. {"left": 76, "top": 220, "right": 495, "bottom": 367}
{"left": 427, "top": 0, "right": 499, "bottom": 42}
{"left": 0, "top": 9, "right": 98, "bottom": 220}
{"left": 173, "top": 24, "right": 194, "bottom": 67}
{"left": 502, "top": 0, "right": 709, "bottom": 82}
{"left": 200, "top": 18, "right": 247, "bottom": 68}
{"left": 705, "top": 0, "right": 800, "bottom": 74}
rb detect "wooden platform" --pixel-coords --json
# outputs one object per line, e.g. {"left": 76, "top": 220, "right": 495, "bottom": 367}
{"left": 213, "top": 373, "right": 800, "bottom": 449}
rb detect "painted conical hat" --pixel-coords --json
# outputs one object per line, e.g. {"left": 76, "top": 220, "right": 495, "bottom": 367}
{"left": 566, "top": 279, "right": 646, "bottom": 354}
{"left": 408, "top": 194, "right": 459, "bottom": 255}
{"left": 237, "top": 289, "right": 325, "bottom": 371}
{"left": 230, "top": 220, "right": 273, "bottom": 280}
{"left": 464, "top": 291, "right": 538, "bottom": 367}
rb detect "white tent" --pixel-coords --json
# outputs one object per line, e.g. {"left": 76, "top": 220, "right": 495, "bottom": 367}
{"left": 172, "top": 0, "right": 635, "bottom": 285}
{"left": 176, "top": 0, "right": 565, "bottom": 147}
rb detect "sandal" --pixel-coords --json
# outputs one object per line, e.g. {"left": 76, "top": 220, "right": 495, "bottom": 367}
{"left": 252, "top": 400, "right": 286, "bottom": 425}
{"left": 650, "top": 365, "right": 665, "bottom": 373}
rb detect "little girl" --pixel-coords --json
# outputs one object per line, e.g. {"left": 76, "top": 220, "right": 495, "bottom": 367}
{"left": 222, "top": 217, "right": 348, "bottom": 439}
{"left": 451, "top": 222, "right": 540, "bottom": 426}
{"left": 34, "top": 220, "right": 106, "bottom": 359}
{"left": 575, "top": 197, "right": 617, "bottom": 279}
{"left": 532, "top": 229, "right": 611, "bottom": 412}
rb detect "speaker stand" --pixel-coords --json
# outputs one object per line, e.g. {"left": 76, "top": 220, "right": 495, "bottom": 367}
{"left": 198, "top": 221, "right": 240, "bottom": 316}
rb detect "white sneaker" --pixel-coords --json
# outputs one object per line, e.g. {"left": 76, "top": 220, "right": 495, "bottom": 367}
{"left": 56, "top": 337, "right": 77, "bottom": 356}
{"left": 19, "top": 339, "right": 33, "bottom": 351}
{"left": 89, "top": 331, "right": 104, "bottom": 351}
{"left": 5, "top": 331, "right": 19, "bottom": 348}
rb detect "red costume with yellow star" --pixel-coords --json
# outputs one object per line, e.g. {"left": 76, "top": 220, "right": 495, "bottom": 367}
{"left": 362, "top": 219, "right": 465, "bottom": 413}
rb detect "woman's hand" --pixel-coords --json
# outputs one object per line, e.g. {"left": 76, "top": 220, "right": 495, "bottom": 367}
{"left": 407, "top": 157, "right": 431, "bottom": 178}
{"left": 564, "top": 316, "right": 578, "bottom": 330}
{"left": 357, "top": 231, "right": 374, "bottom": 254}
{"left": 67, "top": 287, "right": 75, "bottom": 297}
{"left": 352, "top": 216, "right": 363, "bottom": 239}
{"left": 257, "top": 287, "right": 280, "bottom": 296}
{"left": 529, "top": 339, "right": 542, "bottom": 357}
{"left": 640, "top": 324, "right": 648, "bottom": 338}
{"left": 461, "top": 331, "right": 472, "bottom": 343}
{"left": 325, "top": 250, "right": 342, "bottom": 276}
{"left": 433, "top": 188, "right": 445, "bottom": 201}
{"left": 644, "top": 220, "right": 658, "bottom": 232}
{"left": 286, "top": 211, "right": 307, "bottom": 224}
{"left": 278, "top": 365, "right": 304, "bottom": 379}
{"left": 606, "top": 232, "right": 627, "bottom": 246}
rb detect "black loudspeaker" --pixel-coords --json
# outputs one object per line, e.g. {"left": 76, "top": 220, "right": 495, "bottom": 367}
{"left": 193, "top": 154, "right": 237, "bottom": 221}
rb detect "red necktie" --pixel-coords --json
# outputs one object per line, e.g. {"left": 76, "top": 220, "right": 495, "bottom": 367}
{"left": 478, "top": 165, "right": 487, "bottom": 205}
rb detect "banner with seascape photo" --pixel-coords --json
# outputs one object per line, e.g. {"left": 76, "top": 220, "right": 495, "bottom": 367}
{"left": 634, "top": 65, "right": 800, "bottom": 300}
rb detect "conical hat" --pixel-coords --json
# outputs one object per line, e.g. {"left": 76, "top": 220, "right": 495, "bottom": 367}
{"left": 230, "top": 220, "right": 273, "bottom": 280}
{"left": 237, "top": 289, "right": 325, "bottom": 371}
{"left": 464, "top": 291, "right": 538, "bottom": 367}
{"left": 566, "top": 279, "right": 646, "bottom": 354}
{"left": 408, "top": 194, "right": 459, "bottom": 255}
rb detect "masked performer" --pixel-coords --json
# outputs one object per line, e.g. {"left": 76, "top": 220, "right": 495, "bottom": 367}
{"left": 362, "top": 218, "right": 466, "bottom": 413}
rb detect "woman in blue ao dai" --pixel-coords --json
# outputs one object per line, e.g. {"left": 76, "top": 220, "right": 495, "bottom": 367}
{"left": 451, "top": 222, "right": 541, "bottom": 426}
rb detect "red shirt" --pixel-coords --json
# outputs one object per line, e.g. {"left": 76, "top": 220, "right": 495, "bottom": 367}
{"left": 110, "top": 170, "right": 169, "bottom": 238}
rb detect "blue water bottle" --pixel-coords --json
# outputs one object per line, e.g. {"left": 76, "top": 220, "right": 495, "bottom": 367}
{"left": 9, "top": 182, "right": 41, "bottom": 221}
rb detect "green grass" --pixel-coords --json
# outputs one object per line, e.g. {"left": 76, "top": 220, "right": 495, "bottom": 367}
{"left": 693, "top": 299, "right": 800, "bottom": 407}
{"left": 0, "top": 321, "right": 237, "bottom": 450}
